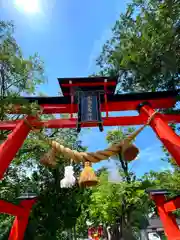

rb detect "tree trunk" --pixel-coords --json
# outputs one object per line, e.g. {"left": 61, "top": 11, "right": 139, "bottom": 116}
{"left": 73, "top": 225, "right": 77, "bottom": 240}
{"left": 105, "top": 224, "right": 121, "bottom": 240}
{"left": 103, "top": 226, "right": 110, "bottom": 240}
{"left": 112, "top": 224, "right": 120, "bottom": 240}
{"left": 105, "top": 223, "right": 136, "bottom": 240}
{"left": 122, "top": 227, "right": 136, "bottom": 240}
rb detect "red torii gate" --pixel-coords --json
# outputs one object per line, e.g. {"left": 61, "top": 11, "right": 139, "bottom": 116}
{"left": 0, "top": 77, "right": 180, "bottom": 239}
{"left": 146, "top": 190, "right": 180, "bottom": 240}
{"left": 0, "top": 194, "right": 37, "bottom": 240}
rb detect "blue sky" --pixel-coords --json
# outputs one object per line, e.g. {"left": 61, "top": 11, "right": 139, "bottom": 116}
{"left": 1, "top": 0, "right": 172, "bottom": 177}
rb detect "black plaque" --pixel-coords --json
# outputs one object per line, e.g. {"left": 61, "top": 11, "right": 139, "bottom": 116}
{"left": 77, "top": 92, "right": 103, "bottom": 132}
{"left": 80, "top": 94, "right": 100, "bottom": 122}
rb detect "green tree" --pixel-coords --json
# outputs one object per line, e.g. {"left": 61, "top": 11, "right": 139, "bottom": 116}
{"left": 143, "top": 169, "right": 180, "bottom": 197}
{"left": 96, "top": 0, "right": 180, "bottom": 169}
{"left": 96, "top": 0, "right": 180, "bottom": 92}
{"left": 0, "top": 21, "right": 45, "bottom": 98}
{"left": 82, "top": 128, "right": 153, "bottom": 240}
{"left": 22, "top": 128, "right": 87, "bottom": 240}
{"left": 0, "top": 21, "right": 87, "bottom": 240}
{"left": 0, "top": 20, "right": 46, "bottom": 238}
{"left": 0, "top": 20, "right": 45, "bottom": 140}
{"left": 75, "top": 188, "right": 92, "bottom": 239}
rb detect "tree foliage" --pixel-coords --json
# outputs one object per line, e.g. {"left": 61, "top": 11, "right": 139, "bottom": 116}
{"left": 97, "top": 0, "right": 180, "bottom": 92}
{"left": 76, "top": 128, "right": 153, "bottom": 240}
{"left": 77, "top": 127, "right": 180, "bottom": 239}
{"left": 0, "top": 21, "right": 45, "bottom": 97}
{"left": 96, "top": 0, "right": 180, "bottom": 168}
{"left": 0, "top": 21, "right": 87, "bottom": 240}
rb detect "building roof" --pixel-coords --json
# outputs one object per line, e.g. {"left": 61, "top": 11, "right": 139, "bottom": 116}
{"left": 147, "top": 216, "right": 180, "bottom": 231}
{"left": 58, "top": 76, "right": 117, "bottom": 94}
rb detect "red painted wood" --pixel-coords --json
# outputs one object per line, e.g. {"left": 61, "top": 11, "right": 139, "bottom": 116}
{"left": 0, "top": 114, "right": 180, "bottom": 130}
{"left": 104, "top": 81, "right": 109, "bottom": 117}
{"left": 152, "top": 195, "right": 180, "bottom": 240}
{"left": 0, "top": 200, "right": 24, "bottom": 216}
{"left": 140, "top": 105, "right": 180, "bottom": 166}
{"left": 164, "top": 196, "right": 180, "bottom": 212}
{"left": 61, "top": 81, "right": 117, "bottom": 87}
{"left": 0, "top": 116, "right": 32, "bottom": 179}
{"left": 41, "top": 98, "right": 175, "bottom": 113}
{"left": 165, "top": 114, "right": 180, "bottom": 123}
{"left": 37, "top": 98, "right": 176, "bottom": 113}
{"left": 3, "top": 97, "right": 176, "bottom": 115}
{"left": 9, "top": 199, "right": 37, "bottom": 240}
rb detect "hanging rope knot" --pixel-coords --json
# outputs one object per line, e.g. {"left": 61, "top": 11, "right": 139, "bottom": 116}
{"left": 40, "top": 148, "right": 57, "bottom": 167}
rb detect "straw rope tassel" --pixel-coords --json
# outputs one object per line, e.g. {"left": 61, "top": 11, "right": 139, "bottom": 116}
{"left": 79, "top": 161, "right": 98, "bottom": 187}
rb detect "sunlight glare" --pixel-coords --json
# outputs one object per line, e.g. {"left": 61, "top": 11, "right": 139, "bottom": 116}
{"left": 14, "top": 0, "right": 41, "bottom": 14}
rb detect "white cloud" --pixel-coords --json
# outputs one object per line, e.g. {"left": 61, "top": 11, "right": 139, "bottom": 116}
{"left": 108, "top": 168, "right": 123, "bottom": 183}
{"left": 139, "top": 144, "right": 164, "bottom": 162}
{"left": 102, "top": 158, "right": 123, "bottom": 183}
{"left": 160, "top": 165, "right": 173, "bottom": 172}
{"left": 87, "top": 28, "right": 112, "bottom": 73}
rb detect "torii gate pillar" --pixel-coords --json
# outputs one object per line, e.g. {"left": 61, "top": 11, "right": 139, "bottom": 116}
{"left": 138, "top": 103, "right": 180, "bottom": 166}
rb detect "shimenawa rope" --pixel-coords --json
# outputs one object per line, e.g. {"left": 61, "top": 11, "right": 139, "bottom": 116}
{"left": 23, "top": 111, "right": 157, "bottom": 163}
